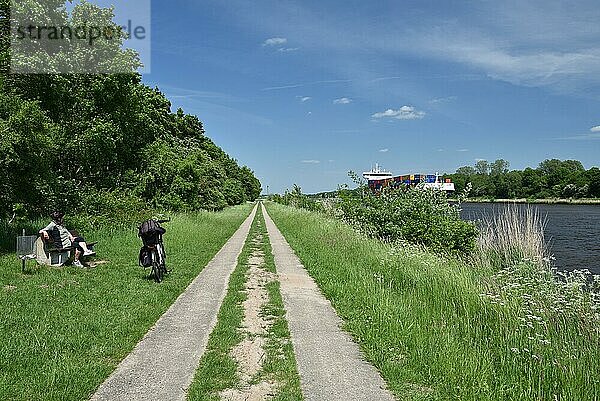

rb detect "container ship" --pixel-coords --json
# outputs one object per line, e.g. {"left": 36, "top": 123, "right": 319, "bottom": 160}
{"left": 363, "top": 164, "right": 455, "bottom": 193}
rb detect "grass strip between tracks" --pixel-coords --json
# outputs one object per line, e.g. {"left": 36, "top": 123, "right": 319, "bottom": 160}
{"left": 188, "top": 204, "right": 302, "bottom": 400}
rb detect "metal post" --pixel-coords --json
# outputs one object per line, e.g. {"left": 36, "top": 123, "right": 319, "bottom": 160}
{"left": 22, "top": 229, "right": 26, "bottom": 273}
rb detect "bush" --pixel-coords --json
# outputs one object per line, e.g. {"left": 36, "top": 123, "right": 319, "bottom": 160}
{"left": 65, "top": 189, "right": 154, "bottom": 234}
{"left": 338, "top": 185, "right": 477, "bottom": 255}
{"left": 272, "top": 185, "right": 325, "bottom": 213}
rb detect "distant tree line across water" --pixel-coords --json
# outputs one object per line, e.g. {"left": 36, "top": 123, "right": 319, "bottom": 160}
{"left": 448, "top": 159, "right": 600, "bottom": 199}
{"left": 0, "top": 0, "right": 261, "bottom": 225}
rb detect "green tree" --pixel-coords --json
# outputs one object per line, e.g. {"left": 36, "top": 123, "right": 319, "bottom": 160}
{"left": 0, "top": 0, "right": 261, "bottom": 220}
{"left": 456, "top": 166, "right": 476, "bottom": 176}
{"left": 0, "top": 93, "right": 57, "bottom": 215}
{"left": 490, "top": 159, "right": 510, "bottom": 176}
{"left": 587, "top": 167, "right": 600, "bottom": 197}
{"left": 475, "top": 160, "right": 490, "bottom": 175}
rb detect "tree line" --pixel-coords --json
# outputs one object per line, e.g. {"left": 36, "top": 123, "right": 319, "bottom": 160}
{"left": 448, "top": 159, "right": 600, "bottom": 199}
{"left": 0, "top": 0, "right": 261, "bottom": 225}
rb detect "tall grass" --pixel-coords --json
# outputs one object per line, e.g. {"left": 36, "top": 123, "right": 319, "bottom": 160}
{"left": 266, "top": 202, "right": 600, "bottom": 400}
{"left": 475, "top": 205, "right": 549, "bottom": 271}
{"left": 475, "top": 206, "right": 600, "bottom": 400}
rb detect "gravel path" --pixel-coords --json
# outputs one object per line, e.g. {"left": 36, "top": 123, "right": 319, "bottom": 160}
{"left": 90, "top": 204, "right": 258, "bottom": 401}
{"left": 262, "top": 204, "right": 395, "bottom": 401}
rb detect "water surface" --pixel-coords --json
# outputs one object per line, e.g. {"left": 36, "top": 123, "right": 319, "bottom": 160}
{"left": 460, "top": 203, "right": 600, "bottom": 274}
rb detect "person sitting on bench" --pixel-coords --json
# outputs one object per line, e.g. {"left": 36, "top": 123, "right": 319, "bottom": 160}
{"left": 39, "top": 211, "right": 95, "bottom": 267}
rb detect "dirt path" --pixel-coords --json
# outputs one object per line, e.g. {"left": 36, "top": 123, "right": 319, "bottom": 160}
{"left": 262, "top": 204, "right": 395, "bottom": 401}
{"left": 90, "top": 204, "right": 258, "bottom": 401}
{"left": 220, "top": 231, "right": 278, "bottom": 400}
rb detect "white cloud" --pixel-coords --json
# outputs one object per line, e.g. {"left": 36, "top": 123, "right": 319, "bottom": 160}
{"left": 591, "top": 126, "right": 600, "bottom": 132}
{"left": 379, "top": 148, "right": 389, "bottom": 153}
{"left": 457, "top": 149, "right": 470, "bottom": 152}
{"left": 371, "top": 105, "right": 425, "bottom": 120}
{"left": 263, "top": 37, "right": 287, "bottom": 46}
{"left": 430, "top": 96, "right": 457, "bottom": 104}
{"left": 299, "top": 96, "right": 312, "bottom": 102}
{"left": 556, "top": 132, "right": 600, "bottom": 140}
{"left": 227, "top": 2, "right": 600, "bottom": 94}
{"left": 369, "top": 76, "right": 402, "bottom": 83}
{"left": 333, "top": 97, "right": 352, "bottom": 104}
{"left": 261, "top": 79, "right": 351, "bottom": 91}
{"left": 301, "top": 159, "right": 320, "bottom": 164}
{"left": 278, "top": 47, "right": 299, "bottom": 52}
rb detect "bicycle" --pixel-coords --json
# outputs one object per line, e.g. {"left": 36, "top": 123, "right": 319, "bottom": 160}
{"left": 138, "top": 218, "right": 170, "bottom": 283}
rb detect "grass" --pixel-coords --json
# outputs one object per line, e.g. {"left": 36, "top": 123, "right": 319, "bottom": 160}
{"left": 475, "top": 204, "right": 549, "bottom": 271}
{"left": 265, "top": 202, "right": 600, "bottom": 401}
{"left": 186, "top": 208, "right": 257, "bottom": 400}
{"left": 0, "top": 203, "right": 253, "bottom": 401}
{"left": 256, "top": 206, "right": 303, "bottom": 401}
{"left": 187, "top": 204, "right": 302, "bottom": 400}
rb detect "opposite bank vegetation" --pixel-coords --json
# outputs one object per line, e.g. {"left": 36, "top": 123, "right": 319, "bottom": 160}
{"left": 270, "top": 183, "right": 600, "bottom": 400}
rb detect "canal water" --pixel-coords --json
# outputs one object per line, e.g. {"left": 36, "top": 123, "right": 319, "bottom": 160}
{"left": 460, "top": 203, "right": 600, "bottom": 274}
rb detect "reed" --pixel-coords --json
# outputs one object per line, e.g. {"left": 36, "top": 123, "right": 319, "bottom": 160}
{"left": 475, "top": 205, "right": 549, "bottom": 271}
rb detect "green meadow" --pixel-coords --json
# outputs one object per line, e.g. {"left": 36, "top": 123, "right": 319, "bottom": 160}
{"left": 0, "top": 204, "right": 252, "bottom": 401}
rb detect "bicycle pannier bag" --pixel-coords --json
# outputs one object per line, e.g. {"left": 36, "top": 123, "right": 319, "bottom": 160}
{"left": 138, "top": 246, "right": 152, "bottom": 267}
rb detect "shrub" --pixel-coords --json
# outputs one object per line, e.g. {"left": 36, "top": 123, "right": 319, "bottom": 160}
{"left": 338, "top": 184, "right": 477, "bottom": 255}
{"left": 273, "top": 185, "right": 325, "bottom": 213}
{"left": 65, "top": 189, "right": 154, "bottom": 234}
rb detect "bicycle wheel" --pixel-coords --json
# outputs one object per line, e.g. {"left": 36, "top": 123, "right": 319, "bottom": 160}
{"left": 158, "top": 243, "right": 168, "bottom": 276}
{"left": 151, "top": 249, "right": 163, "bottom": 283}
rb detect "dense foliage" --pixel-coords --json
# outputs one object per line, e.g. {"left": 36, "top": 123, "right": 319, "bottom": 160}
{"left": 337, "top": 185, "right": 477, "bottom": 254}
{"left": 449, "top": 158, "right": 600, "bottom": 199}
{"left": 0, "top": 0, "right": 260, "bottom": 226}
{"left": 273, "top": 182, "right": 477, "bottom": 255}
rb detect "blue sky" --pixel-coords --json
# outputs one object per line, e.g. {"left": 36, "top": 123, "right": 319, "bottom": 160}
{"left": 139, "top": 0, "right": 600, "bottom": 193}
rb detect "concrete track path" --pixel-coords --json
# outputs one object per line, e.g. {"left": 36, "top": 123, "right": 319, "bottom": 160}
{"left": 91, "top": 204, "right": 258, "bottom": 401}
{"left": 262, "top": 204, "right": 395, "bottom": 401}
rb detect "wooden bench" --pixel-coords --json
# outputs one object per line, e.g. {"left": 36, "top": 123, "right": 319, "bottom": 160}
{"left": 17, "top": 230, "right": 97, "bottom": 269}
